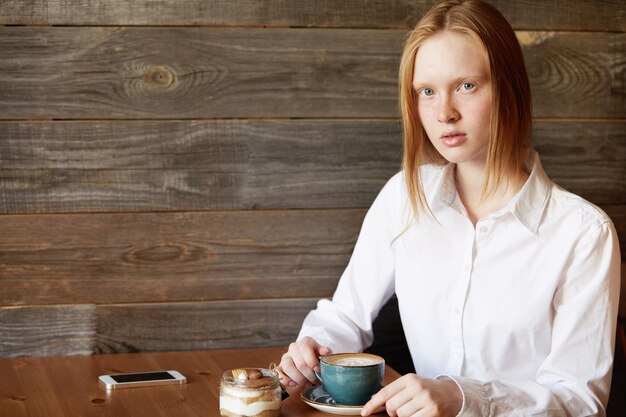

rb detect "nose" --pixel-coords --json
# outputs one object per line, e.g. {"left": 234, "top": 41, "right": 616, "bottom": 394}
{"left": 437, "top": 96, "right": 459, "bottom": 123}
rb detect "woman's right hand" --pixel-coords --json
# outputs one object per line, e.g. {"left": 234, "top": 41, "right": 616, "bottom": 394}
{"left": 277, "top": 336, "right": 333, "bottom": 388}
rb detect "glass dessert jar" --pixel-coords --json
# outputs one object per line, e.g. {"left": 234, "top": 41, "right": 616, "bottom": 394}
{"left": 219, "top": 368, "right": 281, "bottom": 417}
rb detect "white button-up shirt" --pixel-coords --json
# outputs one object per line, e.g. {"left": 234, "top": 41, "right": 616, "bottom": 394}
{"left": 298, "top": 150, "right": 621, "bottom": 416}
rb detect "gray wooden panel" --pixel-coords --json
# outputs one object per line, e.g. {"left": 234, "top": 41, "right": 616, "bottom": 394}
{"left": 0, "top": 0, "right": 623, "bottom": 31}
{"left": 0, "top": 119, "right": 622, "bottom": 214}
{"left": 95, "top": 299, "right": 318, "bottom": 354}
{"left": 0, "top": 27, "right": 622, "bottom": 119}
{"left": 0, "top": 305, "right": 96, "bottom": 357}
{"left": 533, "top": 121, "right": 626, "bottom": 205}
{"left": 1, "top": 205, "right": 624, "bottom": 308}
{"left": 520, "top": 31, "right": 625, "bottom": 119}
{"left": 0, "top": 27, "right": 400, "bottom": 119}
{"left": 0, "top": 120, "right": 402, "bottom": 212}
{"left": 0, "top": 209, "right": 365, "bottom": 306}
{"left": 0, "top": 299, "right": 317, "bottom": 357}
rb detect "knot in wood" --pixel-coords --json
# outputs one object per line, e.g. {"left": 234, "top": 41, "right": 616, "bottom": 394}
{"left": 135, "top": 243, "right": 186, "bottom": 262}
{"left": 144, "top": 66, "right": 175, "bottom": 89}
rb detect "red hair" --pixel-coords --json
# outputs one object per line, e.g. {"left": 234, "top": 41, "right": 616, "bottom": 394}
{"left": 399, "top": 0, "right": 532, "bottom": 216}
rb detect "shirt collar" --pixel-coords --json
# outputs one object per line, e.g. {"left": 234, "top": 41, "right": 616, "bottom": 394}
{"left": 427, "top": 163, "right": 457, "bottom": 212}
{"left": 426, "top": 149, "right": 551, "bottom": 234}
{"left": 508, "top": 149, "right": 551, "bottom": 234}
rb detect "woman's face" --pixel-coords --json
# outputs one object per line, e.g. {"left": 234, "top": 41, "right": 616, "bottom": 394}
{"left": 413, "top": 31, "right": 492, "bottom": 169}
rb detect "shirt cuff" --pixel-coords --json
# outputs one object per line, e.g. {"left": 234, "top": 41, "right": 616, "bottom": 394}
{"left": 436, "top": 374, "right": 490, "bottom": 417}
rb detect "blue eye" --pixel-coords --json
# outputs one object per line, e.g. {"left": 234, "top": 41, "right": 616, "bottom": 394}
{"left": 421, "top": 88, "right": 434, "bottom": 96}
{"left": 461, "top": 82, "right": 475, "bottom": 91}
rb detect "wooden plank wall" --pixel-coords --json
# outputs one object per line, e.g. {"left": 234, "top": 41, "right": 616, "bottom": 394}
{"left": 0, "top": 1, "right": 624, "bottom": 360}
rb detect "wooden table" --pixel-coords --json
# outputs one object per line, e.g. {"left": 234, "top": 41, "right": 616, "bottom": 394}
{"left": 0, "top": 347, "right": 400, "bottom": 416}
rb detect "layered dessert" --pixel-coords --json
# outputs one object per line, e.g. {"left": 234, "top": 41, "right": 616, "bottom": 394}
{"left": 219, "top": 368, "right": 281, "bottom": 417}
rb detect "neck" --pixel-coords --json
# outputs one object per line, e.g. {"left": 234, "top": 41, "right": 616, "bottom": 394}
{"left": 454, "top": 162, "right": 528, "bottom": 225}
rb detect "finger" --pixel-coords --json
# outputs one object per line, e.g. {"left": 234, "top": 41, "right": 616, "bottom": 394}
{"left": 361, "top": 386, "right": 396, "bottom": 415}
{"left": 315, "top": 345, "right": 333, "bottom": 373}
{"left": 289, "top": 347, "right": 318, "bottom": 385}
{"left": 279, "top": 352, "right": 307, "bottom": 387}
{"left": 318, "top": 345, "right": 333, "bottom": 356}
{"left": 275, "top": 364, "right": 295, "bottom": 388}
{"left": 361, "top": 376, "right": 409, "bottom": 416}
{"left": 277, "top": 355, "right": 297, "bottom": 387}
{"left": 280, "top": 354, "right": 310, "bottom": 387}
{"left": 385, "top": 388, "right": 424, "bottom": 417}
{"left": 299, "top": 344, "right": 324, "bottom": 374}
{"left": 298, "top": 337, "right": 332, "bottom": 370}
{"left": 395, "top": 397, "right": 426, "bottom": 417}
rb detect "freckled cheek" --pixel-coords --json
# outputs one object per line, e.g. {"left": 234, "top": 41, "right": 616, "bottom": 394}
{"left": 479, "top": 107, "right": 492, "bottom": 129}
{"left": 417, "top": 104, "right": 438, "bottom": 129}
{"left": 457, "top": 101, "right": 489, "bottom": 130}
{"left": 472, "top": 99, "right": 492, "bottom": 126}
{"left": 417, "top": 106, "right": 441, "bottom": 145}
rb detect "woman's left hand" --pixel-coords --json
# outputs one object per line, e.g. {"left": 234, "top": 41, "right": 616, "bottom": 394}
{"left": 361, "top": 374, "right": 462, "bottom": 417}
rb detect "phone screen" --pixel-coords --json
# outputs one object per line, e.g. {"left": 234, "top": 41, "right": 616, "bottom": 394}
{"left": 111, "top": 371, "right": 176, "bottom": 383}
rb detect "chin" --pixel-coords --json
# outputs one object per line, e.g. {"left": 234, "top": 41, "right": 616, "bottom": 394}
{"left": 435, "top": 147, "right": 487, "bottom": 166}
{"left": 435, "top": 150, "right": 468, "bottom": 164}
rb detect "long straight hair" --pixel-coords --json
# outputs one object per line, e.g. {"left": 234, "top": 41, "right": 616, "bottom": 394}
{"left": 399, "top": 0, "right": 532, "bottom": 217}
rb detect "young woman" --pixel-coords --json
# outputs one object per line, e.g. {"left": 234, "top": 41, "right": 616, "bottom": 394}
{"left": 277, "top": 1, "right": 621, "bottom": 416}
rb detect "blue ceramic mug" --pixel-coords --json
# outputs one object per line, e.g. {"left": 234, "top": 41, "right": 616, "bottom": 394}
{"left": 316, "top": 353, "right": 384, "bottom": 406}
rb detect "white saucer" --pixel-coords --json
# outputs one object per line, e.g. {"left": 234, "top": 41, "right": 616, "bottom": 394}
{"left": 301, "top": 385, "right": 385, "bottom": 415}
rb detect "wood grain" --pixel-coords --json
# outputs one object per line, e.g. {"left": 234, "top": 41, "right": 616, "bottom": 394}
{"left": 0, "top": 299, "right": 318, "bottom": 357}
{"left": 95, "top": 299, "right": 318, "bottom": 354}
{"left": 0, "top": 305, "right": 96, "bottom": 357}
{"left": 0, "top": 209, "right": 365, "bottom": 306}
{"left": 0, "top": 205, "right": 624, "bottom": 307}
{"left": 0, "top": 27, "right": 622, "bottom": 119}
{"left": 0, "top": 0, "right": 622, "bottom": 368}
{"left": 532, "top": 120, "right": 626, "bottom": 205}
{"left": 520, "top": 31, "right": 626, "bottom": 119}
{"left": 0, "top": 27, "right": 401, "bottom": 120}
{"left": 0, "top": 0, "right": 623, "bottom": 31}
{"left": 0, "top": 348, "right": 403, "bottom": 417}
{"left": 0, "top": 120, "right": 402, "bottom": 212}
{"left": 0, "top": 119, "right": 622, "bottom": 214}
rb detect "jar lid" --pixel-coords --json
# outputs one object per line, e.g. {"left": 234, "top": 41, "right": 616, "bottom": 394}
{"left": 221, "top": 368, "right": 279, "bottom": 389}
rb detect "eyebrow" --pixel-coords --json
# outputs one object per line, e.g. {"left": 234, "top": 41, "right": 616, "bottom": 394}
{"left": 412, "top": 74, "right": 490, "bottom": 90}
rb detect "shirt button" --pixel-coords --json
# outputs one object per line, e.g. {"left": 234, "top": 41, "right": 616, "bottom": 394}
{"left": 464, "top": 265, "right": 470, "bottom": 272}
{"left": 454, "top": 308, "right": 461, "bottom": 315}
{"left": 479, "top": 225, "right": 488, "bottom": 234}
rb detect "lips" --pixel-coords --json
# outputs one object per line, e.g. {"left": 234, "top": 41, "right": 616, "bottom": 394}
{"left": 440, "top": 131, "right": 467, "bottom": 147}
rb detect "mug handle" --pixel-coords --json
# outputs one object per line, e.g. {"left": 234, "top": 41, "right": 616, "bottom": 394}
{"left": 314, "top": 370, "right": 322, "bottom": 382}
{"left": 315, "top": 355, "right": 325, "bottom": 382}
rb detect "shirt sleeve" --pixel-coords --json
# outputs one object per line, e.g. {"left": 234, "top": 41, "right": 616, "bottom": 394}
{"left": 442, "top": 220, "right": 621, "bottom": 417}
{"left": 297, "top": 174, "right": 402, "bottom": 353}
